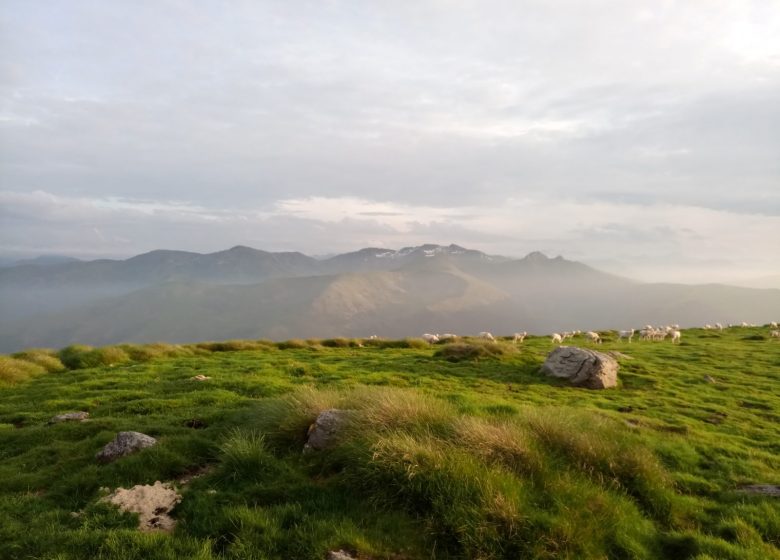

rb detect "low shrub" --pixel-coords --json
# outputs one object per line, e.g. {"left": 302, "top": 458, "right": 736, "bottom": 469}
{"left": 320, "top": 338, "right": 357, "bottom": 348}
{"left": 58, "top": 345, "right": 130, "bottom": 369}
{"left": 434, "top": 341, "right": 509, "bottom": 362}
{"left": 195, "top": 339, "right": 271, "bottom": 352}
{"left": 120, "top": 342, "right": 194, "bottom": 362}
{"left": 11, "top": 349, "right": 65, "bottom": 372}
{"left": 0, "top": 356, "right": 46, "bottom": 384}
{"left": 277, "top": 339, "right": 310, "bottom": 350}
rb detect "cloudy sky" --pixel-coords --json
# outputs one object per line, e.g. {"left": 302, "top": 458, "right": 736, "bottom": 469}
{"left": 1, "top": 1, "right": 779, "bottom": 283}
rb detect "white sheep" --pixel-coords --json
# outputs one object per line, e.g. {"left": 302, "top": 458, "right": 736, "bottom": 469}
{"left": 715, "top": 323, "right": 724, "bottom": 330}
{"left": 770, "top": 330, "right": 780, "bottom": 338}
{"left": 422, "top": 333, "right": 440, "bottom": 344}
{"left": 770, "top": 321, "right": 778, "bottom": 328}
{"left": 551, "top": 333, "right": 563, "bottom": 344}
{"left": 671, "top": 330, "right": 681, "bottom": 344}
{"left": 617, "top": 329, "right": 634, "bottom": 343}
{"left": 704, "top": 324, "right": 713, "bottom": 330}
{"left": 513, "top": 331, "right": 527, "bottom": 343}
{"left": 585, "top": 331, "right": 601, "bottom": 344}
{"left": 479, "top": 331, "right": 495, "bottom": 342}
{"left": 439, "top": 333, "right": 458, "bottom": 340}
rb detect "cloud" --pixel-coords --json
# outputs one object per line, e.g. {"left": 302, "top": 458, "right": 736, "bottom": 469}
{"left": 0, "top": 1, "right": 778, "bottom": 280}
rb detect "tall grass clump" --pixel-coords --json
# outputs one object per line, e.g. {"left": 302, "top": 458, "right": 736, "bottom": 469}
{"left": 195, "top": 339, "right": 271, "bottom": 352}
{"left": 235, "top": 387, "right": 675, "bottom": 558}
{"left": 120, "top": 342, "right": 194, "bottom": 362}
{"left": 217, "top": 429, "right": 288, "bottom": 483}
{"left": 276, "top": 339, "right": 310, "bottom": 350}
{"left": 0, "top": 356, "right": 46, "bottom": 384}
{"left": 11, "top": 349, "right": 65, "bottom": 372}
{"left": 58, "top": 345, "right": 130, "bottom": 369}
{"left": 320, "top": 337, "right": 357, "bottom": 348}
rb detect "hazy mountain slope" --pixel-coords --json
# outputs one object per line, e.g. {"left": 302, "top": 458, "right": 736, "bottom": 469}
{"left": 1, "top": 244, "right": 778, "bottom": 352}
{"left": 0, "top": 246, "right": 319, "bottom": 320}
{"left": 0, "top": 265, "right": 522, "bottom": 350}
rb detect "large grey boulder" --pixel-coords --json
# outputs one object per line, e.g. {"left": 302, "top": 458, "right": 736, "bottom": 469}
{"left": 96, "top": 431, "right": 157, "bottom": 463}
{"left": 541, "top": 346, "right": 619, "bottom": 389}
{"left": 304, "top": 409, "right": 348, "bottom": 453}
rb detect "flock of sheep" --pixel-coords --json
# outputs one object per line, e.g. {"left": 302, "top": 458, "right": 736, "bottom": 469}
{"left": 418, "top": 321, "right": 779, "bottom": 346}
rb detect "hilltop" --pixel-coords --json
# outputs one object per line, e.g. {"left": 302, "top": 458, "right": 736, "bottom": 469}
{"left": 0, "top": 327, "right": 778, "bottom": 559}
{"left": 1, "top": 244, "right": 779, "bottom": 352}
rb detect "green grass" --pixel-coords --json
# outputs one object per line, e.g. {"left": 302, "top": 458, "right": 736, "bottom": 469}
{"left": 1, "top": 329, "right": 779, "bottom": 559}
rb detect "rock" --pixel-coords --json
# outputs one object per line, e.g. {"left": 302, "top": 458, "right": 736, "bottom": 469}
{"left": 704, "top": 375, "right": 717, "bottom": 383}
{"left": 327, "top": 551, "right": 357, "bottom": 560}
{"left": 737, "top": 484, "right": 780, "bottom": 497}
{"left": 49, "top": 411, "right": 89, "bottom": 424}
{"left": 189, "top": 374, "right": 211, "bottom": 381}
{"left": 540, "top": 346, "right": 619, "bottom": 389}
{"left": 102, "top": 481, "right": 182, "bottom": 532}
{"left": 304, "top": 409, "right": 348, "bottom": 453}
{"left": 96, "top": 431, "right": 157, "bottom": 463}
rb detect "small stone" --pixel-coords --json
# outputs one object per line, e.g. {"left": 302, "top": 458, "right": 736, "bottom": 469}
{"left": 49, "top": 411, "right": 89, "bottom": 424}
{"left": 704, "top": 375, "right": 717, "bottom": 383}
{"left": 304, "top": 409, "right": 349, "bottom": 453}
{"left": 327, "top": 550, "right": 357, "bottom": 560}
{"left": 190, "top": 374, "right": 211, "bottom": 381}
{"left": 737, "top": 484, "right": 780, "bottom": 497}
{"left": 96, "top": 431, "right": 157, "bottom": 463}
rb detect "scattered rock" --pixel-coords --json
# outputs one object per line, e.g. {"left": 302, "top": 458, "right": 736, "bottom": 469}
{"left": 96, "top": 431, "right": 157, "bottom": 463}
{"left": 327, "top": 550, "right": 357, "bottom": 560}
{"left": 190, "top": 374, "right": 211, "bottom": 381}
{"left": 704, "top": 412, "right": 727, "bottom": 425}
{"left": 177, "top": 465, "right": 214, "bottom": 485}
{"left": 540, "top": 346, "right": 619, "bottom": 389}
{"left": 304, "top": 409, "right": 349, "bottom": 453}
{"left": 49, "top": 411, "right": 90, "bottom": 424}
{"left": 102, "top": 481, "right": 182, "bottom": 532}
{"left": 184, "top": 418, "right": 207, "bottom": 429}
{"left": 704, "top": 375, "right": 717, "bottom": 383}
{"left": 737, "top": 485, "right": 780, "bottom": 497}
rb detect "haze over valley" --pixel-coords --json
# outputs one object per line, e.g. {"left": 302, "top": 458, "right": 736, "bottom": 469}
{"left": 1, "top": 243, "right": 777, "bottom": 352}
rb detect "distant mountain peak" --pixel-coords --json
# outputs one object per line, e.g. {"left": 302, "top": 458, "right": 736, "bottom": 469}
{"left": 523, "top": 251, "right": 550, "bottom": 262}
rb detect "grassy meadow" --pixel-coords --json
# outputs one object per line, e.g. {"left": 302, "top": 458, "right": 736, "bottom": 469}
{"left": 0, "top": 328, "right": 779, "bottom": 559}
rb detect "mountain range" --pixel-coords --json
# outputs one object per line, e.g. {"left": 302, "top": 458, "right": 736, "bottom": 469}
{"left": 1, "top": 244, "right": 778, "bottom": 352}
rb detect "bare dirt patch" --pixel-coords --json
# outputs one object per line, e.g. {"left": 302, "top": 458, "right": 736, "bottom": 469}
{"left": 102, "top": 481, "right": 182, "bottom": 532}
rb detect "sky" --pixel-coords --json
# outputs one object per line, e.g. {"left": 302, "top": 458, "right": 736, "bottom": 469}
{"left": 1, "top": 0, "right": 779, "bottom": 284}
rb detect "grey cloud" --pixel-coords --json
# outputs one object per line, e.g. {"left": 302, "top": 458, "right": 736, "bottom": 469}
{"left": 1, "top": 1, "right": 778, "bottom": 280}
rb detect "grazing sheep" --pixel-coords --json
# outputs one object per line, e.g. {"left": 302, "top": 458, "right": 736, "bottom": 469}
{"left": 479, "top": 332, "right": 495, "bottom": 341}
{"left": 770, "top": 330, "right": 780, "bottom": 338}
{"left": 585, "top": 331, "right": 601, "bottom": 344}
{"left": 367, "top": 335, "right": 379, "bottom": 340}
{"left": 421, "top": 333, "right": 440, "bottom": 344}
{"left": 741, "top": 322, "right": 749, "bottom": 328}
{"left": 770, "top": 321, "right": 778, "bottom": 328}
{"left": 551, "top": 333, "right": 563, "bottom": 344}
{"left": 513, "top": 331, "right": 527, "bottom": 343}
{"left": 715, "top": 323, "right": 724, "bottom": 330}
{"left": 671, "top": 330, "right": 681, "bottom": 344}
{"left": 704, "top": 324, "right": 713, "bottom": 330}
{"left": 617, "top": 329, "right": 634, "bottom": 343}
{"left": 439, "top": 333, "right": 458, "bottom": 341}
